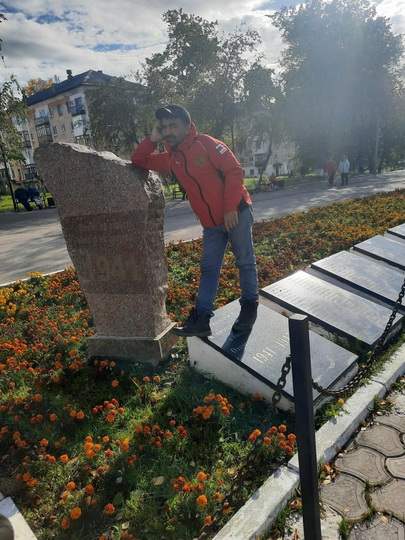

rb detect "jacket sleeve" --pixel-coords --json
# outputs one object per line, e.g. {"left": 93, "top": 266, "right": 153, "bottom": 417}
{"left": 131, "top": 138, "right": 171, "bottom": 175}
{"left": 200, "top": 136, "right": 245, "bottom": 213}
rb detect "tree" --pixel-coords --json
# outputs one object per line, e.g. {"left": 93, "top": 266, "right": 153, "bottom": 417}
{"left": 86, "top": 77, "right": 147, "bottom": 157}
{"left": 0, "top": 14, "right": 27, "bottom": 203}
{"left": 136, "top": 9, "right": 263, "bottom": 141}
{"left": 270, "top": 0, "right": 404, "bottom": 171}
{"left": 22, "top": 77, "right": 53, "bottom": 97}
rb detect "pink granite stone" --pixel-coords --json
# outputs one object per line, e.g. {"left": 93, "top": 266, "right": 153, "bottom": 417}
{"left": 35, "top": 142, "right": 177, "bottom": 364}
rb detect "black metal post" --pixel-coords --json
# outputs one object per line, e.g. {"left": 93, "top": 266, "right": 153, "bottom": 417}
{"left": 288, "top": 314, "right": 322, "bottom": 540}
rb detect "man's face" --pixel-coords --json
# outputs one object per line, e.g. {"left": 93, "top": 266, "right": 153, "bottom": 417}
{"left": 159, "top": 116, "right": 190, "bottom": 149}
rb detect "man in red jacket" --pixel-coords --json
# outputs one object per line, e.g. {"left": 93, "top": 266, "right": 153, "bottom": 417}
{"left": 132, "top": 104, "right": 258, "bottom": 337}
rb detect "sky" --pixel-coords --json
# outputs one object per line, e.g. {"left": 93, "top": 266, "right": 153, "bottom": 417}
{"left": 0, "top": 0, "right": 404, "bottom": 87}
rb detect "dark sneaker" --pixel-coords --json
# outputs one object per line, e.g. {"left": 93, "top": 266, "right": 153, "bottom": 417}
{"left": 232, "top": 300, "right": 258, "bottom": 332}
{"left": 171, "top": 308, "right": 212, "bottom": 337}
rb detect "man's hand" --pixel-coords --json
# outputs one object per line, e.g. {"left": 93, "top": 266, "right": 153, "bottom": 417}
{"left": 224, "top": 211, "right": 239, "bottom": 232}
{"left": 150, "top": 123, "right": 163, "bottom": 143}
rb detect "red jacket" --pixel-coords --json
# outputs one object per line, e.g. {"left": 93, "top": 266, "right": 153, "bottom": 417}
{"left": 131, "top": 123, "right": 252, "bottom": 228}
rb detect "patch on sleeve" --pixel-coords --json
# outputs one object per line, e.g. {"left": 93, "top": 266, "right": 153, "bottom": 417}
{"left": 215, "top": 144, "right": 228, "bottom": 155}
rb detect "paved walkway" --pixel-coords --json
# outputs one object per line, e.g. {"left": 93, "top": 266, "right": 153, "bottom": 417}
{"left": 283, "top": 383, "right": 405, "bottom": 539}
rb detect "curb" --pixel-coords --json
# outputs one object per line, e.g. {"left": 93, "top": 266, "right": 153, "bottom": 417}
{"left": 213, "top": 342, "right": 405, "bottom": 539}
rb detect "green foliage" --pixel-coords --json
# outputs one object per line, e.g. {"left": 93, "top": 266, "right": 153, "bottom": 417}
{"left": 270, "top": 0, "right": 404, "bottom": 170}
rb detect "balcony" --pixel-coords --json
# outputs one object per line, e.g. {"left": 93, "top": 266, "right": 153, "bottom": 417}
{"left": 73, "top": 114, "right": 89, "bottom": 137}
{"left": 70, "top": 106, "right": 86, "bottom": 116}
{"left": 34, "top": 115, "right": 50, "bottom": 126}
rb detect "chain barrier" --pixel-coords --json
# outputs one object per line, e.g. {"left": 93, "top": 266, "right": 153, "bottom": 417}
{"left": 196, "top": 279, "right": 405, "bottom": 539}
{"left": 195, "top": 355, "right": 292, "bottom": 540}
{"left": 313, "top": 278, "right": 405, "bottom": 397}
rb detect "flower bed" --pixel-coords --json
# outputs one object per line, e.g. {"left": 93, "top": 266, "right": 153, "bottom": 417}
{"left": 1, "top": 190, "right": 405, "bottom": 539}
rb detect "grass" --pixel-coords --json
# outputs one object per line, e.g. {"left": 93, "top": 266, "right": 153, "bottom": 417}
{"left": 1, "top": 189, "right": 405, "bottom": 539}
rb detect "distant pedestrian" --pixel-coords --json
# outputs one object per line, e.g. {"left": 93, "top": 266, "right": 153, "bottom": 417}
{"left": 14, "top": 183, "right": 32, "bottom": 211}
{"left": 325, "top": 158, "right": 337, "bottom": 187}
{"left": 27, "top": 184, "right": 44, "bottom": 209}
{"left": 338, "top": 155, "right": 350, "bottom": 186}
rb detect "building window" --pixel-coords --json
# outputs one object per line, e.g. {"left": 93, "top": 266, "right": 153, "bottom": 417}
{"left": 71, "top": 121, "right": 74, "bottom": 131}
{"left": 49, "top": 107, "right": 54, "bottom": 117}
{"left": 57, "top": 104, "right": 63, "bottom": 116}
{"left": 250, "top": 169, "right": 255, "bottom": 176}
{"left": 61, "top": 124, "right": 66, "bottom": 134}
{"left": 53, "top": 126, "right": 58, "bottom": 135}
{"left": 30, "top": 133, "right": 34, "bottom": 140}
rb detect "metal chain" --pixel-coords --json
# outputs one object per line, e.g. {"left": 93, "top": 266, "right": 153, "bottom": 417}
{"left": 313, "top": 277, "right": 405, "bottom": 397}
{"left": 195, "top": 355, "right": 292, "bottom": 540}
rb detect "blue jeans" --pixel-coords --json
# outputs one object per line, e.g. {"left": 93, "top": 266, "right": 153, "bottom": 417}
{"left": 196, "top": 207, "right": 258, "bottom": 315}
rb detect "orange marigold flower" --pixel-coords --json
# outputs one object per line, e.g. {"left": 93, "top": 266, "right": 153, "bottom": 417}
{"left": 93, "top": 444, "right": 102, "bottom": 452}
{"left": 70, "top": 507, "right": 81, "bottom": 520}
{"left": 196, "top": 471, "right": 208, "bottom": 481}
{"left": 204, "top": 516, "right": 212, "bottom": 525}
{"left": 60, "top": 518, "right": 70, "bottom": 530}
{"left": 49, "top": 414, "right": 58, "bottom": 422}
{"left": 248, "top": 429, "right": 261, "bottom": 443}
{"left": 66, "top": 482, "right": 75, "bottom": 491}
{"left": 103, "top": 503, "right": 115, "bottom": 514}
{"left": 102, "top": 436, "right": 110, "bottom": 443}
{"left": 85, "top": 485, "right": 95, "bottom": 495}
{"left": 60, "top": 454, "right": 69, "bottom": 463}
{"left": 26, "top": 478, "right": 37, "bottom": 487}
{"left": 278, "top": 424, "right": 287, "bottom": 433}
{"left": 111, "top": 380, "right": 119, "bottom": 387}
{"left": 22, "top": 472, "right": 31, "bottom": 482}
{"left": 263, "top": 436, "right": 271, "bottom": 446}
{"left": 106, "top": 414, "right": 115, "bottom": 423}
{"left": 153, "top": 376, "right": 161, "bottom": 383}
{"left": 214, "top": 492, "right": 222, "bottom": 501}
{"left": 267, "top": 426, "right": 278, "bottom": 435}
{"left": 142, "top": 376, "right": 150, "bottom": 383}
{"left": 196, "top": 495, "right": 208, "bottom": 507}
{"left": 76, "top": 411, "right": 85, "bottom": 420}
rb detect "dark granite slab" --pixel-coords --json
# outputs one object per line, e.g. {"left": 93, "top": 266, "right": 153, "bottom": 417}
{"left": 196, "top": 300, "right": 358, "bottom": 405}
{"left": 260, "top": 271, "right": 403, "bottom": 349}
{"left": 353, "top": 235, "right": 405, "bottom": 272}
{"left": 309, "top": 251, "right": 405, "bottom": 313}
{"left": 386, "top": 223, "right": 405, "bottom": 241}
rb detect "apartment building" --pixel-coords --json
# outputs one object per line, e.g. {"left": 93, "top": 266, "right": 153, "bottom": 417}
{"left": 26, "top": 69, "right": 113, "bottom": 152}
{"left": 238, "top": 136, "right": 297, "bottom": 178}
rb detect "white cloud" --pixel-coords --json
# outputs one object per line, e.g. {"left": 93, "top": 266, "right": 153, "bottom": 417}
{"left": 0, "top": 0, "right": 404, "bottom": 86}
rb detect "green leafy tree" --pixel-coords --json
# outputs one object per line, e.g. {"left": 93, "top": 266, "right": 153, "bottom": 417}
{"left": 270, "top": 0, "right": 404, "bottom": 171}
{"left": 136, "top": 9, "right": 263, "bottom": 141}
{"left": 86, "top": 77, "right": 147, "bottom": 157}
{"left": 0, "top": 14, "right": 27, "bottom": 200}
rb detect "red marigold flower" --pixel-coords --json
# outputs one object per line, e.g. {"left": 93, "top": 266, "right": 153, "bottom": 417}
{"left": 84, "top": 485, "right": 94, "bottom": 495}
{"left": 60, "top": 518, "right": 70, "bottom": 530}
{"left": 70, "top": 507, "right": 81, "bottom": 520}
{"left": 103, "top": 503, "right": 115, "bottom": 514}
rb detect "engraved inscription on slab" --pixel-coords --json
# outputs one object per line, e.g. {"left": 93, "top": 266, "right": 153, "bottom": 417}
{"left": 353, "top": 235, "right": 405, "bottom": 271}
{"left": 204, "top": 301, "right": 358, "bottom": 402}
{"left": 260, "top": 271, "right": 403, "bottom": 349}
{"left": 310, "top": 251, "right": 405, "bottom": 313}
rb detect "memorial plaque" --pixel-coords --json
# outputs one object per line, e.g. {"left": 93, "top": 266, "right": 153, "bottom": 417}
{"left": 35, "top": 142, "right": 177, "bottom": 365}
{"left": 188, "top": 300, "right": 358, "bottom": 411}
{"left": 353, "top": 235, "right": 405, "bottom": 272}
{"left": 386, "top": 223, "right": 405, "bottom": 242}
{"left": 260, "top": 271, "right": 403, "bottom": 349}
{"left": 309, "top": 251, "right": 405, "bottom": 314}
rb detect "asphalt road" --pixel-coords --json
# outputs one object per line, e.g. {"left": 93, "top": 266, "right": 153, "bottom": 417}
{"left": 1, "top": 170, "right": 405, "bottom": 285}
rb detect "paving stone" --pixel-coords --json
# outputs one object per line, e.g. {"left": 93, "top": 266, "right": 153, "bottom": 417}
{"left": 320, "top": 473, "right": 369, "bottom": 521}
{"left": 349, "top": 515, "right": 405, "bottom": 540}
{"left": 335, "top": 447, "right": 390, "bottom": 484}
{"left": 371, "top": 479, "right": 405, "bottom": 520}
{"left": 377, "top": 414, "right": 405, "bottom": 433}
{"left": 356, "top": 423, "right": 404, "bottom": 456}
{"left": 386, "top": 455, "right": 405, "bottom": 479}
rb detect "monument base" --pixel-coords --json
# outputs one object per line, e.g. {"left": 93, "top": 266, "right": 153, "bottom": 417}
{"left": 88, "top": 323, "right": 178, "bottom": 365}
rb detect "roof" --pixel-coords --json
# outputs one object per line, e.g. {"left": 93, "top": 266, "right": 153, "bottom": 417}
{"left": 26, "top": 70, "right": 113, "bottom": 106}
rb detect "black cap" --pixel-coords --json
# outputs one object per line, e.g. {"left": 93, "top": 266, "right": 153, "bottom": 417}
{"left": 155, "top": 104, "right": 191, "bottom": 125}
